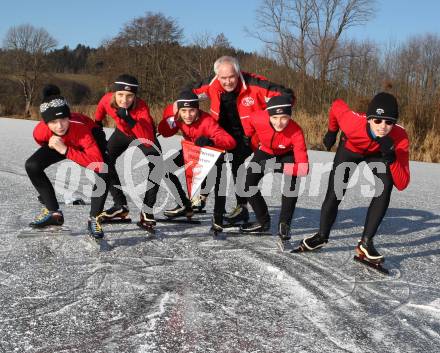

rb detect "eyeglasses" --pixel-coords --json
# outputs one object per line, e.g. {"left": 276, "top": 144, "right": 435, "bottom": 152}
{"left": 372, "top": 119, "right": 394, "bottom": 126}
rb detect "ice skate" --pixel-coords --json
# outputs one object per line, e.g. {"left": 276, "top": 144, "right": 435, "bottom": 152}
{"left": 29, "top": 208, "right": 64, "bottom": 228}
{"left": 277, "top": 222, "right": 293, "bottom": 251}
{"left": 191, "top": 194, "right": 207, "bottom": 213}
{"left": 99, "top": 205, "right": 130, "bottom": 223}
{"left": 353, "top": 239, "right": 389, "bottom": 274}
{"left": 239, "top": 220, "right": 271, "bottom": 235}
{"left": 136, "top": 212, "right": 156, "bottom": 235}
{"left": 224, "top": 204, "right": 249, "bottom": 225}
{"left": 163, "top": 204, "right": 193, "bottom": 219}
{"left": 293, "top": 233, "right": 328, "bottom": 253}
{"left": 86, "top": 216, "right": 113, "bottom": 251}
{"left": 210, "top": 213, "right": 226, "bottom": 240}
{"left": 88, "top": 216, "right": 104, "bottom": 239}
{"left": 355, "top": 239, "right": 384, "bottom": 262}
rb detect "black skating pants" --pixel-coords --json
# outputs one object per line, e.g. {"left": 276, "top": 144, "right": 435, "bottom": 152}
{"left": 102, "top": 128, "right": 162, "bottom": 211}
{"left": 197, "top": 140, "right": 252, "bottom": 206}
{"left": 229, "top": 142, "right": 253, "bottom": 206}
{"left": 244, "top": 149, "right": 299, "bottom": 226}
{"left": 164, "top": 149, "right": 227, "bottom": 217}
{"left": 319, "top": 143, "right": 394, "bottom": 240}
{"left": 25, "top": 145, "right": 109, "bottom": 217}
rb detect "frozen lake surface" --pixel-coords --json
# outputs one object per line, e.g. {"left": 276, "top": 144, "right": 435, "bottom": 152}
{"left": 0, "top": 118, "right": 439, "bottom": 353}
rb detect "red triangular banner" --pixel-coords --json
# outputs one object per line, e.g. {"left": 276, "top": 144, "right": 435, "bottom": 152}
{"left": 181, "top": 140, "right": 224, "bottom": 199}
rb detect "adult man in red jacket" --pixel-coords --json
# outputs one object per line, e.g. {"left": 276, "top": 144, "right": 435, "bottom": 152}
{"left": 159, "top": 91, "right": 236, "bottom": 230}
{"left": 184, "top": 56, "right": 294, "bottom": 225}
{"left": 297, "top": 92, "right": 410, "bottom": 262}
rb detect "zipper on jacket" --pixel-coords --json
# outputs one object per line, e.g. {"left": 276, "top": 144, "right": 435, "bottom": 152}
{"left": 362, "top": 140, "right": 375, "bottom": 155}
{"left": 270, "top": 131, "right": 276, "bottom": 150}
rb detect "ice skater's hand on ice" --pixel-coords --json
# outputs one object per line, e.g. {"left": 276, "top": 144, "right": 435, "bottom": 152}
{"left": 48, "top": 136, "right": 68, "bottom": 155}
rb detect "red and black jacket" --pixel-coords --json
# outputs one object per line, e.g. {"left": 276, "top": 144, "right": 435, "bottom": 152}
{"left": 187, "top": 71, "right": 293, "bottom": 128}
{"left": 159, "top": 104, "right": 236, "bottom": 151}
{"left": 33, "top": 113, "right": 104, "bottom": 172}
{"left": 328, "top": 99, "right": 410, "bottom": 190}
{"left": 95, "top": 92, "right": 155, "bottom": 147}
{"left": 244, "top": 110, "right": 309, "bottom": 176}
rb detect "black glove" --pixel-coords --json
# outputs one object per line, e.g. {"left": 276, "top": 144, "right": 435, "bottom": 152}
{"left": 195, "top": 136, "right": 214, "bottom": 147}
{"left": 376, "top": 135, "right": 396, "bottom": 164}
{"left": 323, "top": 130, "right": 338, "bottom": 151}
{"left": 116, "top": 107, "right": 137, "bottom": 128}
{"left": 92, "top": 126, "right": 108, "bottom": 154}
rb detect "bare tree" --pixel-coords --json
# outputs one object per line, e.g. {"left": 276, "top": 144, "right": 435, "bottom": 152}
{"left": 113, "top": 12, "right": 183, "bottom": 46}
{"left": 105, "top": 12, "right": 184, "bottom": 102}
{"left": 251, "top": 0, "right": 313, "bottom": 89}
{"left": 2, "top": 24, "right": 57, "bottom": 116}
{"left": 212, "top": 33, "right": 232, "bottom": 49}
{"left": 389, "top": 34, "right": 440, "bottom": 132}
{"left": 185, "top": 32, "right": 235, "bottom": 80}
{"left": 252, "top": 0, "right": 375, "bottom": 107}
{"left": 308, "top": 0, "right": 374, "bottom": 86}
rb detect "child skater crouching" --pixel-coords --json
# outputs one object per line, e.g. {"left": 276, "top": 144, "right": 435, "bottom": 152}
{"left": 240, "top": 95, "right": 309, "bottom": 247}
{"left": 25, "top": 85, "right": 109, "bottom": 239}
{"left": 158, "top": 91, "right": 236, "bottom": 233}
{"left": 95, "top": 74, "right": 162, "bottom": 229}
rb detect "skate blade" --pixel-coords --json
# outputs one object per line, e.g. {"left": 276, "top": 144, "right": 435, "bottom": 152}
{"left": 210, "top": 229, "right": 227, "bottom": 240}
{"left": 100, "top": 217, "right": 132, "bottom": 224}
{"left": 86, "top": 234, "right": 114, "bottom": 251}
{"left": 224, "top": 221, "right": 249, "bottom": 228}
{"left": 157, "top": 217, "right": 201, "bottom": 225}
{"left": 221, "top": 223, "right": 241, "bottom": 229}
{"left": 136, "top": 222, "right": 156, "bottom": 236}
{"left": 18, "top": 226, "right": 71, "bottom": 238}
{"left": 240, "top": 229, "right": 272, "bottom": 236}
{"left": 353, "top": 255, "right": 389, "bottom": 275}
{"left": 277, "top": 238, "right": 293, "bottom": 252}
{"left": 291, "top": 246, "right": 304, "bottom": 253}
{"left": 192, "top": 209, "right": 207, "bottom": 214}
{"left": 290, "top": 241, "right": 325, "bottom": 253}
{"left": 355, "top": 247, "right": 385, "bottom": 263}
{"left": 223, "top": 230, "right": 272, "bottom": 236}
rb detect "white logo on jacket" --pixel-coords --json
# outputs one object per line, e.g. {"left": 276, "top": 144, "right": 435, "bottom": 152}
{"left": 166, "top": 116, "right": 176, "bottom": 128}
{"left": 241, "top": 96, "right": 255, "bottom": 106}
{"left": 278, "top": 144, "right": 286, "bottom": 149}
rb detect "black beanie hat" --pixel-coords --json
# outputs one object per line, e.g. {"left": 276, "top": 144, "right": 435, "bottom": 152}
{"left": 366, "top": 92, "right": 399, "bottom": 122}
{"left": 40, "top": 84, "right": 70, "bottom": 123}
{"left": 113, "top": 74, "right": 139, "bottom": 94}
{"left": 266, "top": 95, "right": 292, "bottom": 116}
{"left": 176, "top": 91, "right": 199, "bottom": 110}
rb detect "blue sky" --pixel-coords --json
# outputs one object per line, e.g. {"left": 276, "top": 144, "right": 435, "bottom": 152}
{"left": 1, "top": 0, "right": 439, "bottom": 52}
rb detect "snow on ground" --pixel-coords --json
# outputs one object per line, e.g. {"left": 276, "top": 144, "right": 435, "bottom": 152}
{"left": 0, "top": 117, "right": 439, "bottom": 353}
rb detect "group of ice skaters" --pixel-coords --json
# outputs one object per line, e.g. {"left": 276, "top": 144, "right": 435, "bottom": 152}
{"left": 25, "top": 55, "right": 410, "bottom": 266}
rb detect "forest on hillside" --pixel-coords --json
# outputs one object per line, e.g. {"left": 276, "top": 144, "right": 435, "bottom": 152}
{"left": 1, "top": 2, "right": 439, "bottom": 161}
